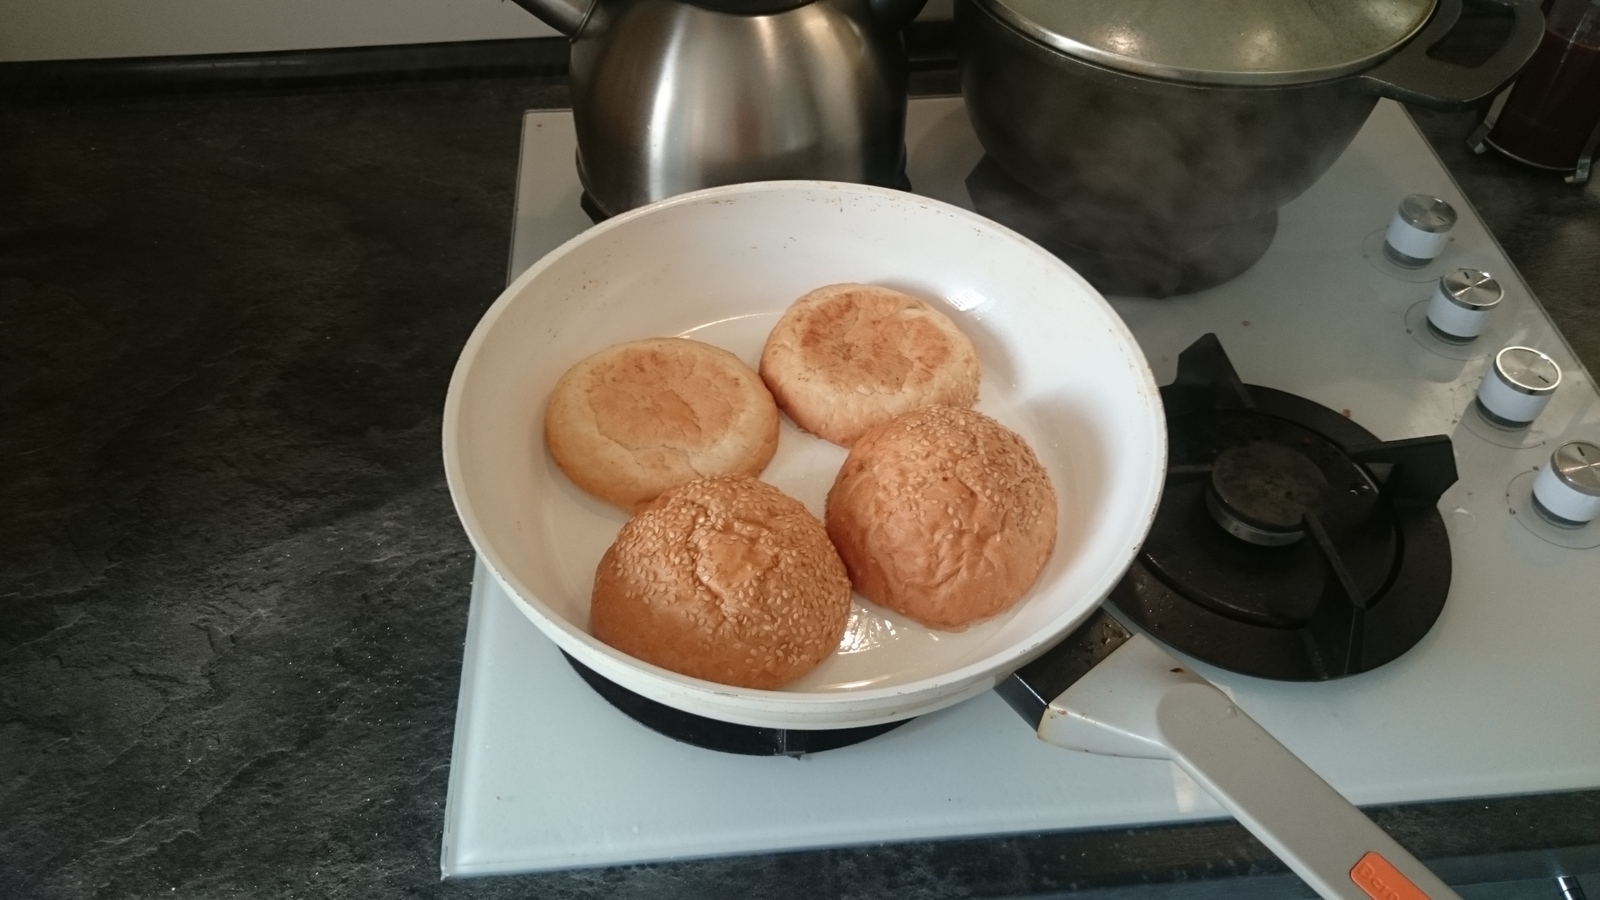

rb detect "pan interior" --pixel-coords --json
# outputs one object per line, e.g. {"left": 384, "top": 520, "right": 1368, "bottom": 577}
{"left": 445, "top": 181, "right": 1164, "bottom": 712}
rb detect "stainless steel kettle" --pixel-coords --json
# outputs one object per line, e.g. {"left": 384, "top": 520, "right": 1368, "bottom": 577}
{"left": 510, "top": 0, "right": 926, "bottom": 217}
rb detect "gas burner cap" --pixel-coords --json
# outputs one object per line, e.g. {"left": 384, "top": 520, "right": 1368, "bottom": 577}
{"left": 1206, "top": 441, "right": 1330, "bottom": 546}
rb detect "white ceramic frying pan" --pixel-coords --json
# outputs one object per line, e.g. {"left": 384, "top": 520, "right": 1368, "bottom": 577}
{"left": 443, "top": 181, "right": 1459, "bottom": 900}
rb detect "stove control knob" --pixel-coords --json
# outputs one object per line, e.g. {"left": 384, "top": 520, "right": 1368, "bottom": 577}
{"left": 1384, "top": 194, "right": 1457, "bottom": 268}
{"left": 1475, "top": 346, "right": 1560, "bottom": 429}
{"left": 1532, "top": 440, "right": 1600, "bottom": 528}
{"left": 1426, "top": 268, "right": 1502, "bottom": 343}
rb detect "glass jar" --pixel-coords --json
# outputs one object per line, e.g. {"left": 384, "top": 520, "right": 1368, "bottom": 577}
{"left": 1480, "top": 0, "right": 1600, "bottom": 177}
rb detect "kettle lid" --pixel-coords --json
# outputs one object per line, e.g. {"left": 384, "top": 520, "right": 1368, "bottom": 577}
{"left": 975, "top": 0, "right": 1438, "bottom": 85}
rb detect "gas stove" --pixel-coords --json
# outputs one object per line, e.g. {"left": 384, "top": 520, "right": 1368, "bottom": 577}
{"left": 440, "top": 97, "right": 1600, "bottom": 878}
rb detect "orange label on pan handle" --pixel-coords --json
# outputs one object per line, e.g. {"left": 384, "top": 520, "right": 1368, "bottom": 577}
{"left": 1350, "top": 851, "right": 1431, "bottom": 900}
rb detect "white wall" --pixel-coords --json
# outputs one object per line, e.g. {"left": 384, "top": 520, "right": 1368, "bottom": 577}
{"left": 0, "top": 0, "right": 951, "bottom": 63}
{"left": 0, "top": 0, "right": 556, "bottom": 63}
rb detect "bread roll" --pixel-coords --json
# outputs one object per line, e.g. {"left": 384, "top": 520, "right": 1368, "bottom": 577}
{"left": 825, "top": 406, "right": 1056, "bottom": 630}
{"left": 544, "top": 338, "right": 779, "bottom": 512}
{"left": 760, "top": 283, "right": 980, "bottom": 447}
{"left": 591, "top": 475, "right": 851, "bottom": 689}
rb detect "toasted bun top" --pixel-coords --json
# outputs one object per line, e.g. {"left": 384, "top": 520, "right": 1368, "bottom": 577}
{"left": 825, "top": 406, "right": 1057, "bottom": 630}
{"left": 590, "top": 475, "right": 852, "bottom": 690}
{"left": 544, "top": 338, "right": 779, "bottom": 512}
{"left": 760, "top": 283, "right": 979, "bottom": 447}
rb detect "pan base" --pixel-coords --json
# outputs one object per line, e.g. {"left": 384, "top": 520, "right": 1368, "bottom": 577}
{"left": 564, "top": 653, "right": 909, "bottom": 756}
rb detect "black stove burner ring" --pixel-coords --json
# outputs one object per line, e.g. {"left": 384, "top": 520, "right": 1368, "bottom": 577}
{"left": 562, "top": 652, "right": 908, "bottom": 757}
{"left": 1111, "top": 334, "right": 1458, "bottom": 682}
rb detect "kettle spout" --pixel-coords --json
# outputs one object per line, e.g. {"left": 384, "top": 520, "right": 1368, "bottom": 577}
{"left": 507, "top": 0, "right": 592, "bottom": 37}
{"left": 868, "top": 0, "right": 927, "bottom": 31}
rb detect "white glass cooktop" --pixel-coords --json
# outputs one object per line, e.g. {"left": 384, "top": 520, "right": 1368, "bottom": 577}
{"left": 440, "top": 98, "right": 1600, "bottom": 878}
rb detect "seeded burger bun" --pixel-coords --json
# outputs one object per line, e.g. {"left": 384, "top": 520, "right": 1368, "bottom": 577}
{"left": 825, "top": 406, "right": 1057, "bottom": 630}
{"left": 760, "top": 283, "right": 980, "bottom": 447}
{"left": 591, "top": 475, "right": 852, "bottom": 689}
{"left": 544, "top": 337, "right": 780, "bottom": 512}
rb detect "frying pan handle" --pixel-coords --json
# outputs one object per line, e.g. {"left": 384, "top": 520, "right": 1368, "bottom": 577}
{"left": 1356, "top": 0, "right": 1544, "bottom": 111}
{"left": 1036, "top": 634, "right": 1462, "bottom": 900}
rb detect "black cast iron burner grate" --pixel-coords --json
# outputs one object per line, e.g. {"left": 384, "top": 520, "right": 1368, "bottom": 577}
{"left": 1110, "top": 334, "right": 1459, "bottom": 681}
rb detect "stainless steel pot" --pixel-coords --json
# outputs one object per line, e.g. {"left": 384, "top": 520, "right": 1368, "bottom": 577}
{"left": 956, "top": 0, "right": 1543, "bottom": 296}
{"left": 510, "top": 0, "right": 925, "bottom": 217}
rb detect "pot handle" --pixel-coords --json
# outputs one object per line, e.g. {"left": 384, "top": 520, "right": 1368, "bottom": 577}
{"left": 1356, "top": 0, "right": 1544, "bottom": 111}
{"left": 1033, "top": 633, "right": 1462, "bottom": 900}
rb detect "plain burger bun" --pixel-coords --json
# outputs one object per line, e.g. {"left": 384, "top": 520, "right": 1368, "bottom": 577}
{"left": 760, "top": 283, "right": 980, "bottom": 447}
{"left": 591, "top": 475, "right": 851, "bottom": 689}
{"left": 544, "top": 337, "right": 780, "bottom": 512}
{"left": 825, "top": 406, "right": 1057, "bottom": 630}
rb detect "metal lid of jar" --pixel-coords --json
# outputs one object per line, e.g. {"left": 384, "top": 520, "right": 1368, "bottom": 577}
{"left": 975, "top": 0, "right": 1438, "bottom": 86}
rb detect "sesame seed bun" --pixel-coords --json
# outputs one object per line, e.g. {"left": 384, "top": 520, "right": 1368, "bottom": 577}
{"left": 544, "top": 338, "right": 780, "bottom": 512}
{"left": 825, "top": 406, "right": 1057, "bottom": 630}
{"left": 591, "top": 475, "right": 852, "bottom": 690}
{"left": 760, "top": 284, "right": 980, "bottom": 447}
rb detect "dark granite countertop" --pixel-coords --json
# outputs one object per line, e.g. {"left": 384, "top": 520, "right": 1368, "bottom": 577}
{"left": 3, "top": 62, "right": 1598, "bottom": 899}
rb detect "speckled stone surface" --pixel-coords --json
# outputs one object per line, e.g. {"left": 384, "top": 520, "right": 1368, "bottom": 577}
{"left": 2, "top": 76, "right": 1597, "bottom": 899}
{"left": 0, "top": 80, "right": 539, "bottom": 899}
